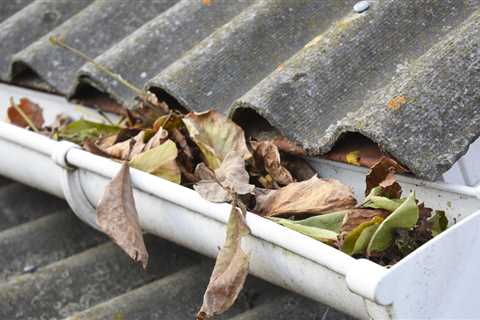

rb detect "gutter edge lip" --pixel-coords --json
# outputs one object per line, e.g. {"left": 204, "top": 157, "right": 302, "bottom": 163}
{"left": 308, "top": 157, "right": 479, "bottom": 199}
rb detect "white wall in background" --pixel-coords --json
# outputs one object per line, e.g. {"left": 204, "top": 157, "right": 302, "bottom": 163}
{"left": 443, "top": 138, "right": 480, "bottom": 187}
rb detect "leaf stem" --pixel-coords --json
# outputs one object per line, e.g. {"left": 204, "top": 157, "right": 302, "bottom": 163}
{"left": 96, "top": 108, "right": 115, "bottom": 125}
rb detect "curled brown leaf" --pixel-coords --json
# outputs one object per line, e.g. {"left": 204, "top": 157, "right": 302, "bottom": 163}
{"left": 215, "top": 152, "right": 255, "bottom": 196}
{"left": 7, "top": 97, "right": 45, "bottom": 131}
{"left": 105, "top": 131, "right": 147, "bottom": 160}
{"left": 197, "top": 197, "right": 250, "bottom": 319}
{"left": 171, "top": 128, "right": 195, "bottom": 174}
{"left": 250, "top": 140, "right": 294, "bottom": 186}
{"left": 271, "top": 136, "right": 306, "bottom": 156}
{"left": 83, "top": 139, "right": 113, "bottom": 158}
{"left": 193, "top": 163, "right": 231, "bottom": 203}
{"left": 194, "top": 152, "right": 254, "bottom": 203}
{"left": 254, "top": 175, "right": 356, "bottom": 217}
{"left": 96, "top": 162, "right": 148, "bottom": 269}
{"left": 365, "top": 157, "right": 407, "bottom": 198}
{"left": 144, "top": 128, "right": 168, "bottom": 151}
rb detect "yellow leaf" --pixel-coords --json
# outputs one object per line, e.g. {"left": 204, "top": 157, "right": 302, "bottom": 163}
{"left": 346, "top": 150, "right": 361, "bottom": 166}
{"left": 129, "top": 140, "right": 181, "bottom": 184}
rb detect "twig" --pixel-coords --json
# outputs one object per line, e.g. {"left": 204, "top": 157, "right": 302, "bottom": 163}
{"left": 49, "top": 36, "right": 143, "bottom": 96}
{"left": 9, "top": 97, "right": 40, "bottom": 133}
{"left": 96, "top": 108, "right": 115, "bottom": 125}
{"left": 49, "top": 36, "right": 160, "bottom": 112}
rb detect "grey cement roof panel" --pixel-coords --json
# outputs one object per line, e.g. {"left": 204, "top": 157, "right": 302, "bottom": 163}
{"left": 0, "top": 179, "right": 351, "bottom": 319}
{"left": 0, "top": 0, "right": 93, "bottom": 80}
{"left": 1, "top": 0, "right": 479, "bottom": 180}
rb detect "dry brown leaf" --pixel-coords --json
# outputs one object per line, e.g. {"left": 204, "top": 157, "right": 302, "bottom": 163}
{"left": 254, "top": 175, "right": 356, "bottom": 217}
{"left": 171, "top": 128, "right": 193, "bottom": 158}
{"left": 197, "top": 199, "right": 250, "bottom": 319}
{"left": 194, "top": 163, "right": 230, "bottom": 203}
{"left": 95, "top": 133, "right": 119, "bottom": 150}
{"left": 105, "top": 131, "right": 146, "bottom": 160}
{"left": 7, "top": 97, "right": 45, "bottom": 130}
{"left": 183, "top": 110, "right": 251, "bottom": 170}
{"left": 195, "top": 162, "right": 216, "bottom": 181}
{"left": 194, "top": 152, "right": 254, "bottom": 203}
{"left": 83, "top": 139, "right": 113, "bottom": 158}
{"left": 250, "top": 140, "right": 294, "bottom": 186}
{"left": 171, "top": 128, "right": 195, "bottom": 174}
{"left": 215, "top": 151, "right": 255, "bottom": 195}
{"left": 96, "top": 162, "right": 148, "bottom": 269}
{"left": 94, "top": 129, "right": 142, "bottom": 151}
{"left": 271, "top": 136, "right": 306, "bottom": 156}
{"left": 365, "top": 157, "right": 407, "bottom": 198}
{"left": 144, "top": 128, "right": 168, "bottom": 151}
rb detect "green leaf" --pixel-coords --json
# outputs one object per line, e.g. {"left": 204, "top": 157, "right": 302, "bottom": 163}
{"left": 367, "top": 192, "right": 419, "bottom": 255}
{"left": 362, "top": 186, "right": 382, "bottom": 204}
{"left": 281, "top": 211, "right": 347, "bottom": 232}
{"left": 59, "top": 119, "right": 122, "bottom": 144}
{"left": 363, "top": 196, "right": 404, "bottom": 212}
{"left": 129, "top": 140, "right": 181, "bottom": 184}
{"left": 272, "top": 218, "right": 338, "bottom": 244}
{"left": 341, "top": 216, "right": 383, "bottom": 255}
{"left": 352, "top": 224, "right": 380, "bottom": 255}
{"left": 429, "top": 210, "right": 448, "bottom": 237}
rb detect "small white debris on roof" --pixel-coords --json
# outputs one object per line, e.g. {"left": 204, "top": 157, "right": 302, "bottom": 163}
{"left": 353, "top": 1, "right": 369, "bottom": 13}
{"left": 23, "top": 264, "right": 37, "bottom": 273}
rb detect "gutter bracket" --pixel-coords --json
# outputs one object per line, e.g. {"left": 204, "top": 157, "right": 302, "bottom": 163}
{"left": 51, "top": 141, "right": 100, "bottom": 230}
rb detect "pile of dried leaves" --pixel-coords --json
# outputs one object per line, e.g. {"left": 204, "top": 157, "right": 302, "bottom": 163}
{"left": 6, "top": 95, "right": 448, "bottom": 318}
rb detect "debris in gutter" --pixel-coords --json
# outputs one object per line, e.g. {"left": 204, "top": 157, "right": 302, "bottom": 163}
{"left": 4, "top": 97, "right": 449, "bottom": 316}
{"left": 2, "top": 38, "right": 449, "bottom": 319}
{"left": 7, "top": 97, "right": 44, "bottom": 133}
{"left": 97, "top": 162, "right": 149, "bottom": 269}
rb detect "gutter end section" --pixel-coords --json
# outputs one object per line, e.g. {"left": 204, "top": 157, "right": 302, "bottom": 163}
{"left": 345, "top": 258, "right": 392, "bottom": 305}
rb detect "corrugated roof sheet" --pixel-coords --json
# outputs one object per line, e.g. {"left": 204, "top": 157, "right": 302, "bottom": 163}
{"left": 0, "top": 0, "right": 479, "bottom": 180}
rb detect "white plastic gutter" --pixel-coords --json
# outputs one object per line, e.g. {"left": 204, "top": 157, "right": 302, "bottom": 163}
{"left": 1, "top": 83, "right": 480, "bottom": 319}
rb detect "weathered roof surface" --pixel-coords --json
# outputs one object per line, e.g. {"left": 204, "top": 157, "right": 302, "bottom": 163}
{"left": 0, "top": 177, "right": 352, "bottom": 320}
{"left": 0, "top": 0, "right": 479, "bottom": 180}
